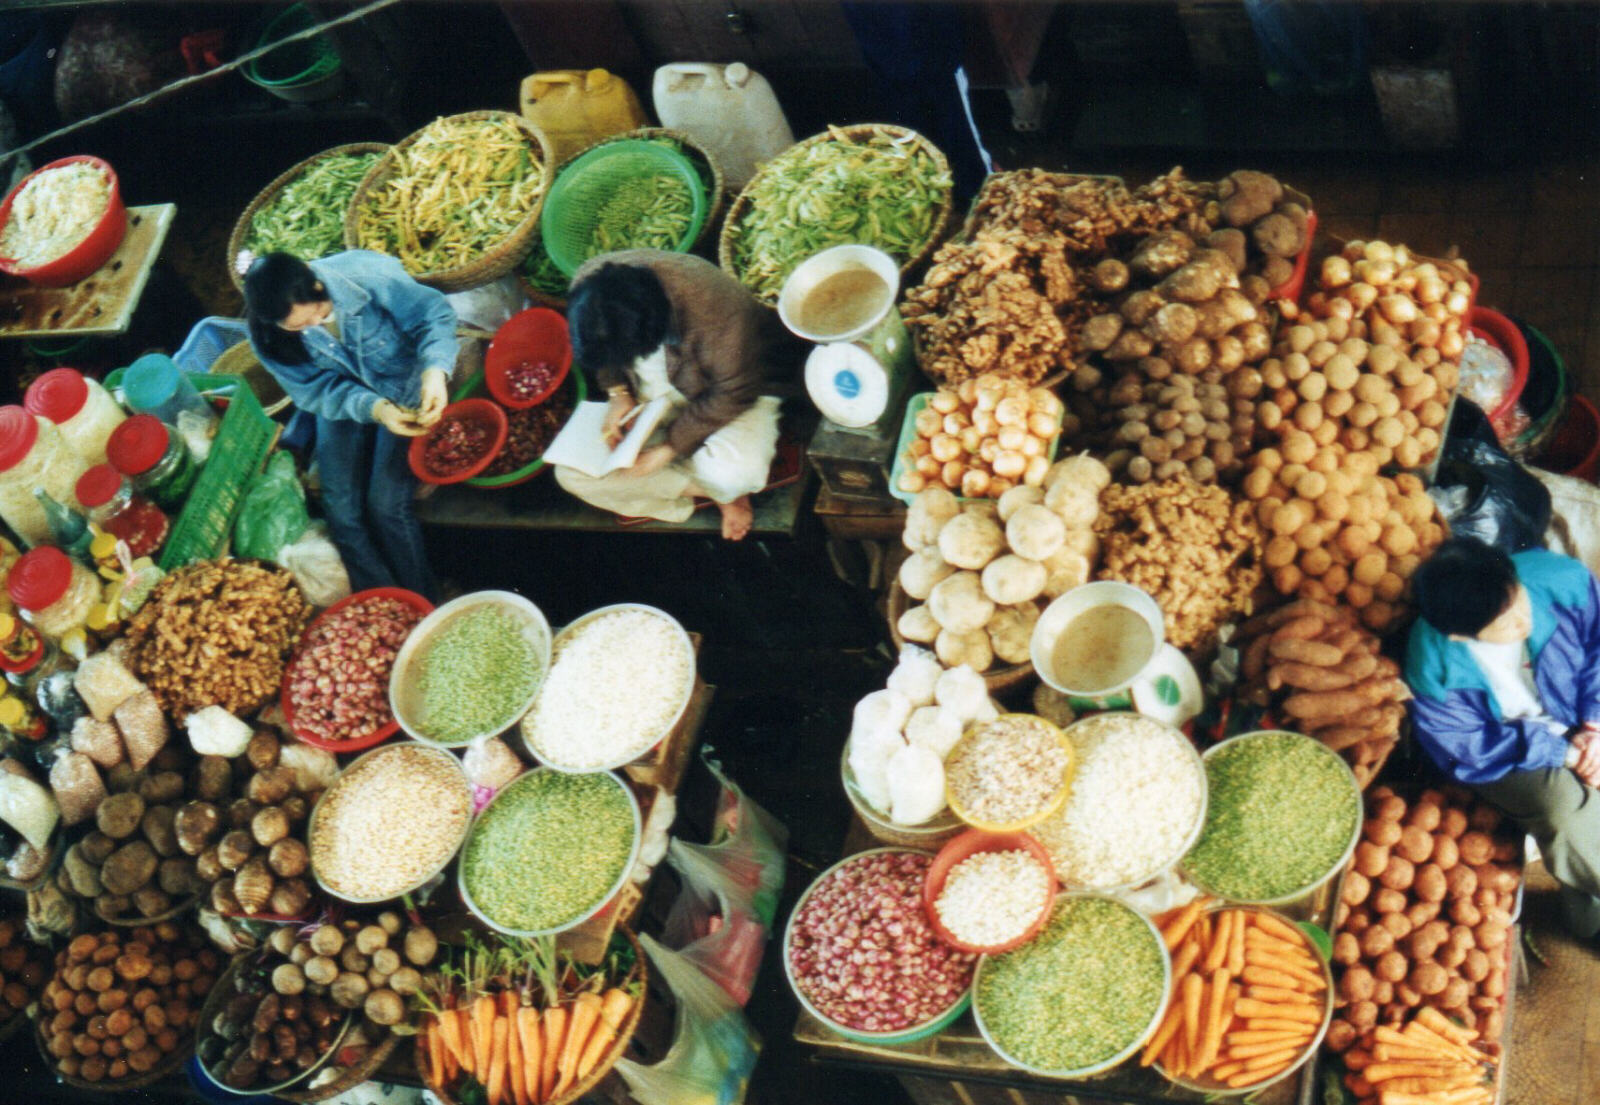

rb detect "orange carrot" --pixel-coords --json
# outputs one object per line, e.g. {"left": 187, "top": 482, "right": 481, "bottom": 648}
{"left": 517, "top": 1007, "right": 542, "bottom": 1105}
{"left": 1182, "top": 973, "right": 1204, "bottom": 1058}
{"left": 1227, "top": 909, "right": 1246, "bottom": 975}
{"left": 1235, "top": 998, "right": 1319, "bottom": 1022}
{"left": 553, "top": 991, "right": 602, "bottom": 1096}
{"left": 486, "top": 1016, "right": 510, "bottom": 1105}
{"left": 423, "top": 1022, "right": 443, "bottom": 1088}
{"left": 1162, "top": 898, "right": 1206, "bottom": 949}
{"left": 500, "top": 990, "right": 521, "bottom": 1021}
{"left": 1205, "top": 912, "right": 1233, "bottom": 973}
{"left": 1140, "top": 995, "right": 1185, "bottom": 1067}
{"left": 1244, "top": 984, "right": 1320, "bottom": 1005}
{"left": 1243, "top": 1017, "right": 1319, "bottom": 1034}
{"left": 539, "top": 1005, "right": 566, "bottom": 1101}
{"left": 1248, "top": 911, "right": 1305, "bottom": 944}
{"left": 1195, "top": 967, "right": 1231, "bottom": 1072}
{"left": 1240, "top": 1046, "right": 1298, "bottom": 1071}
{"left": 436, "top": 1009, "right": 464, "bottom": 1072}
{"left": 506, "top": 1002, "right": 528, "bottom": 1105}
{"left": 1171, "top": 938, "right": 1203, "bottom": 984}
{"left": 1227, "top": 1029, "right": 1311, "bottom": 1045}
{"left": 1241, "top": 964, "right": 1320, "bottom": 992}
{"left": 473, "top": 994, "right": 497, "bottom": 1077}
{"left": 577, "top": 988, "right": 634, "bottom": 1078}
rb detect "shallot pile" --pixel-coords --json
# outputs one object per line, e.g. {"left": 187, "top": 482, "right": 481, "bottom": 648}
{"left": 285, "top": 596, "right": 424, "bottom": 742}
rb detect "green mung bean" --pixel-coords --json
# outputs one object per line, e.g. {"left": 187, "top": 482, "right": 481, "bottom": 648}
{"left": 462, "top": 770, "right": 636, "bottom": 931}
{"left": 1184, "top": 732, "right": 1360, "bottom": 901}
{"left": 975, "top": 896, "right": 1166, "bottom": 1072}
{"left": 413, "top": 605, "right": 543, "bottom": 745}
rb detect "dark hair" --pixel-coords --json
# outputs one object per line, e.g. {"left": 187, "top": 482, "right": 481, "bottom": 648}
{"left": 567, "top": 263, "right": 674, "bottom": 381}
{"left": 243, "top": 252, "right": 330, "bottom": 366}
{"left": 1413, "top": 536, "right": 1519, "bottom": 637}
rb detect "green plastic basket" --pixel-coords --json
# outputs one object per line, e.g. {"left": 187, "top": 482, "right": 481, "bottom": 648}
{"left": 450, "top": 366, "right": 588, "bottom": 488}
{"left": 158, "top": 374, "right": 279, "bottom": 570}
{"left": 539, "top": 139, "right": 707, "bottom": 277}
{"left": 245, "top": 4, "right": 341, "bottom": 87}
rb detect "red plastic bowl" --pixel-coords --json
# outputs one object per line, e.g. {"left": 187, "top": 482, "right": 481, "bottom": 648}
{"left": 485, "top": 307, "right": 573, "bottom": 410}
{"left": 281, "top": 586, "right": 434, "bottom": 752}
{"left": 0, "top": 156, "right": 127, "bottom": 287}
{"left": 1267, "top": 209, "right": 1318, "bottom": 305}
{"left": 923, "top": 828, "right": 1058, "bottom": 955}
{"left": 1469, "top": 306, "right": 1531, "bottom": 433}
{"left": 408, "top": 398, "right": 509, "bottom": 485}
{"left": 1540, "top": 393, "right": 1600, "bottom": 483}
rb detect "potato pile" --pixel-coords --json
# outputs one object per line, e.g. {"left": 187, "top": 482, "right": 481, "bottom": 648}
{"left": 897, "top": 456, "right": 1107, "bottom": 672}
{"left": 1231, "top": 599, "right": 1409, "bottom": 787}
{"left": 1244, "top": 443, "right": 1445, "bottom": 632}
{"left": 205, "top": 730, "right": 318, "bottom": 919}
{"left": 40, "top": 923, "right": 219, "bottom": 1084}
{"left": 57, "top": 744, "right": 212, "bottom": 925}
{"left": 1209, "top": 169, "right": 1311, "bottom": 295}
{"left": 895, "top": 376, "right": 1069, "bottom": 499}
{"left": 1093, "top": 478, "right": 1262, "bottom": 652}
{"left": 1326, "top": 788, "right": 1520, "bottom": 1053}
{"left": 0, "top": 915, "right": 50, "bottom": 1025}
{"left": 1069, "top": 229, "right": 1271, "bottom": 484}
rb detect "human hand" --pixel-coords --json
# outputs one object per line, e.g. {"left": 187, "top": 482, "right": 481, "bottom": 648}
{"left": 622, "top": 443, "right": 675, "bottom": 478}
{"left": 1574, "top": 730, "right": 1600, "bottom": 787}
{"left": 602, "top": 389, "right": 636, "bottom": 448}
{"left": 417, "top": 368, "right": 450, "bottom": 428}
{"left": 374, "top": 398, "right": 426, "bottom": 437}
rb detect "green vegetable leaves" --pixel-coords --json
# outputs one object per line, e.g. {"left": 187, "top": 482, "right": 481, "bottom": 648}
{"left": 243, "top": 151, "right": 382, "bottom": 263}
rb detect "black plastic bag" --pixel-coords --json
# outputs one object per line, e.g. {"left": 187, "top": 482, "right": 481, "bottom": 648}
{"left": 1429, "top": 399, "right": 1550, "bottom": 553}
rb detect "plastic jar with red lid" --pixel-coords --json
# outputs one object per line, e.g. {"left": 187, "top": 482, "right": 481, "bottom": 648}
{"left": 6, "top": 546, "right": 99, "bottom": 640}
{"left": 23, "top": 368, "right": 126, "bottom": 466}
{"left": 106, "top": 414, "right": 199, "bottom": 511}
{"left": 0, "top": 406, "right": 93, "bottom": 547}
{"left": 75, "top": 464, "right": 169, "bottom": 559}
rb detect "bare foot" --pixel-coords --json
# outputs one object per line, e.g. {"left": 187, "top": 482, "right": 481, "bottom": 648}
{"left": 718, "top": 496, "right": 754, "bottom": 541}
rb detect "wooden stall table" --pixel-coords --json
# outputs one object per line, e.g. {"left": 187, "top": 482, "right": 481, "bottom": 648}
{"left": 0, "top": 204, "right": 177, "bottom": 339}
{"left": 813, "top": 485, "right": 905, "bottom": 590}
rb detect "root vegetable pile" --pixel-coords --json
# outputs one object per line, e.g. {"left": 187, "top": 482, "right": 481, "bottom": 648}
{"left": 287, "top": 595, "right": 424, "bottom": 743}
{"left": 903, "top": 169, "right": 1212, "bottom": 385}
{"left": 896, "top": 376, "right": 1067, "bottom": 499}
{"left": 0, "top": 914, "right": 50, "bottom": 1025}
{"left": 1211, "top": 170, "right": 1311, "bottom": 293}
{"left": 897, "top": 456, "right": 1107, "bottom": 672}
{"left": 788, "top": 850, "right": 975, "bottom": 1033}
{"left": 125, "top": 560, "right": 311, "bottom": 717}
{"left": 205, "top": 730, "right": 319, "bottom": 919}
{"left": 1326, "top": 788, "right": 1520, "bottom": 1055}
{"left": 1231, "top": 599, "right": 1409, "bottom": 786}
{"left": 1093, "top": 478, "right": 1261, "bottom": 653}
{"left": 1142, "top": 900, "right": 1328, "bottom": 1089}
{"left": 40, "top": 923, "right": 219, "bottom": 1084}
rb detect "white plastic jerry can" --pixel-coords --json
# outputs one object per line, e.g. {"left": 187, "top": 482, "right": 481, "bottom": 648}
{"left": 652, "top": 62, "right": 794, "bottom": 191}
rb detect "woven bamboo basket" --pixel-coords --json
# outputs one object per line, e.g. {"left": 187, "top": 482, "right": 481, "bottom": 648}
{"left": 719, "top": 123, "right": 954, "bottom": 306}
{"left": 345, "top": 111, "right": 553, "bottom": 294}
{"left": 277, "top": 1025, "right": 399, "bottom": 1102}
{"left": 209, "top": 339, "right": 292, "bottom": 418}
{"left": 227, "top": 142, "right": 390, "bottom": 291}
{"left": 517, "top": 222, "right": 569, "bottom": 310}
{"left": 886, "top": 580, "right": 1037, "bottom": 694}
{"left": 35, "top": 1016, "right": 193, "bottom": 1091}
{"left": 418, "top": 925, "right": 647, "bottom": 1105}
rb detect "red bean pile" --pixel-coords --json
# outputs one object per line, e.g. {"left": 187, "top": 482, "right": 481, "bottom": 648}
{"left": 504, "top": 359, "right": 562, "bottom": 403}
{"left": 788, "top": 851, "right": 975, "bottom": 1033}
{"left": 423, "top": 416, "right": 494, "bottom": 476}
{"left": 482, "top": 390, "right": 574, "bottom": 477}
{"left": 286, "top": 596, "right": 424, "bottom": 741}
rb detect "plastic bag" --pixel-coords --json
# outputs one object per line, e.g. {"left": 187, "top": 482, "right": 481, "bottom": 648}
{"left": 233, "top": 452, "right": 311, "bottom": 561}
{"left": 444, "top": 276, "right": 529, "bottom": 334}
{"left": 279, "top": 524, "right": 350, "bottom": 608}
{"left": 613, "top": 933, "right": 760, "bottom": 1105}
{"left": 659, "top": 758, "right": 786, "bottom": 1006}
{"left": 1429, "top": 400, "right": 1551, "bottom": 553}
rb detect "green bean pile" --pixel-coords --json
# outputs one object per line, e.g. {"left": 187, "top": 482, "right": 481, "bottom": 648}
{"left": 243, "top": 150, "right": 382, "bottom": 263}
{"left": 728, "top": 126, "right": 951, "bottom": 302}
{"left": 588, "top": 172, "right": 695, "bottom": 255}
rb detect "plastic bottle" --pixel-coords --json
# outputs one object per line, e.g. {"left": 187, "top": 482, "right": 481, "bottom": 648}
{"left": 519, "top": 68, "right": 647, "bottom": 165}
{"left": 652, "top": 62, "right": 794, "bottom": 190}
{"left": 32, "top": 488, "right": 93, "bottom": 563}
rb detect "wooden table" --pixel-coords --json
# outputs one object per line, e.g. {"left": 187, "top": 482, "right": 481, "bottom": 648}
{"left": 793, "top": 816, "right": 1337, "bottom": 1105}
{"left": 813, "top": 485, "right": 905, "bottom": 590}
{"left": 0, "top": 204, "right": 176, "bottom": 339}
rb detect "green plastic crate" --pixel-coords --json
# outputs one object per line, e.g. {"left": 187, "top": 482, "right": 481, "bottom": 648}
{"left": 158, "top": 374, "right": 279, "bottom": 570}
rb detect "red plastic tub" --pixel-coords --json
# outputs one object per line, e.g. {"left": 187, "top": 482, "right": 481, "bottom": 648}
{"left": 1539, "top": 393, "right": 1600, "bottom": 483}
{"left": 1469, "top": 306, "right": 1531, "bottom": 435}
{"left": 922, "top": 828, "right": 1057, "bottom": 955}
{"left": 407, "top": 398, "right": 508, "bottom": 485}
{"left": 280, "top": 586, "right": 434, "bottom": 752}
{"left": 1267, "top": 209, "right": 1317, "bottom": 305}
{"left": 485, "top": 307, "right": 572, "bottom": 410}
{"left": 0, "top": 156, "right": 127, "bottom": 287}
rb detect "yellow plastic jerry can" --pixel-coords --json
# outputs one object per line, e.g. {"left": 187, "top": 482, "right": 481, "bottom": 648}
{"left": 518, "top": 68, "right": 648, "bottom": 165}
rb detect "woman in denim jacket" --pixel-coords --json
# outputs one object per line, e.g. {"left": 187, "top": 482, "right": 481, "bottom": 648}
{"left": 244, "top": 250, "right": 457, "bottom": 599}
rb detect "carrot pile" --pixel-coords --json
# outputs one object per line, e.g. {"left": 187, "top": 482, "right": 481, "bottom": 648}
{"left": 417, "top": 932, "right": 641, "bottom": 1105}
{"left": 1139, "top": 897, "right": 1329, "bottom": 1089}
{"left": 1339, "top": 1006, "right": 1494, "bottom": 1105}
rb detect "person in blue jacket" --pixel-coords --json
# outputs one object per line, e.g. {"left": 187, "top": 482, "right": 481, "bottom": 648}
{"left": 244, "top": 251, "right": 457, "bottom": 600}
{"left": 1407, "top": 536, "right": 1600, "bottom": 937}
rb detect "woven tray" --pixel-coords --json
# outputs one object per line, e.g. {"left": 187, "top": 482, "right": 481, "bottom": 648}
{"left": 34, "top": 1016, "right": 192, "bottom": 1092}
{"left": 227, "top": 141, "right": 390, "bottom": 291}
{"left": 418, "top": 925, "right": 647, "bottom": 1105}
{"left": 346, "top": 111, "right": 553, "bottom": 294}
{"left": 886, "top": 579, "right": 1036, "bottom": 694}
{"left": 719, "top": 123, "right": 954, "bottom": 306}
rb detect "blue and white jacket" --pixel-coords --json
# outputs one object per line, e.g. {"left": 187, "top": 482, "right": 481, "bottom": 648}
{"left": 251, "top": 250, "right": 458, "bottom": 423}
{"left": 1406, "top": 549, "right": 1600, "bottom": 784}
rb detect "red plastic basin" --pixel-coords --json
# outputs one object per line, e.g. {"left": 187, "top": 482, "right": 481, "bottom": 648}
{"left": 408, "top": 398, "right": 509, "bottom": 485}
{"left": 280, "top": 586, "right": 435, "bottom": 752}
{"left": 0, "top": 156, "right": 127, "bottom": 287}
{"left": 1470, "top": 306, "right": 1531, "bottom": 436}
{"left": 485, "top": 307, "right": 573, "bottom": 410}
